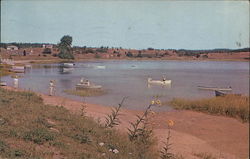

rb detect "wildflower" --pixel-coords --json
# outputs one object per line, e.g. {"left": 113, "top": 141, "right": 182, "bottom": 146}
{"left": 129, "top": 152, "right": 132, "bottom": 155}
{"left": 113, "top": 149, "right": 119, "bottom": 154}
{"left": 167, "top": 120, "right": 174, "bottom": 127}
{"left": 151, "top": 100, "right": 155, "bottom": 105}
{"left": 156, "top": 100, "right": 161, "bottom": 105}
{"left": 99, "top": 142, "right": 104, "bottom": 146}
{"left": 109, "top": 149, "right": 113, "bottom": 152}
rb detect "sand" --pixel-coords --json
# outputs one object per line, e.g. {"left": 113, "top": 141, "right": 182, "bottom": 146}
{"left": 2, "top": 86, "right": 249, "bottom": 159}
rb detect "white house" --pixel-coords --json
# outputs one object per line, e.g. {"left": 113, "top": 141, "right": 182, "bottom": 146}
{"left": 7, "top": 45, "right": 18, "bottom": 51}
{"left": 42, "top": 44, "right": 53, "bottom": 49}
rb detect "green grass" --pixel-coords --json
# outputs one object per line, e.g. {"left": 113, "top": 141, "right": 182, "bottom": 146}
{"left": 64, "top": 88, "right": 106, "bottom": 97}
{"left": 0, "top": 88, "right": 157, "bottom": 159}
{"left": 170, "top": 95, "right": 249, "bottom": 122}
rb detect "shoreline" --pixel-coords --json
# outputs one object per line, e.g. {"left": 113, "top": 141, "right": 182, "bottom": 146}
{"left": 2, "top": 86, "right": 249, "bottom": 159}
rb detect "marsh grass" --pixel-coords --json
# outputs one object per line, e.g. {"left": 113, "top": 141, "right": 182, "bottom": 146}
{"left": 64, "top": 88, "right": 106, "bottom": 97}
{"left": 0, "top": 64, "right": 13, "bottom": 77}
{"left": 170, "top": 95, "right": 249, "bottom": 122}
{"left": 0, "top": 88, "right": 157, "bottom": 159}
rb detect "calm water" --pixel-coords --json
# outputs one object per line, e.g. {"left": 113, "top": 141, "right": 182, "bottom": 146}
{"left": 2, "top": 60, "right": 249, "bottom": 111}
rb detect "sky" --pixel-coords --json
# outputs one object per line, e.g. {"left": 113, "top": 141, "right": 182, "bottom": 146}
{"left": 1, "top": 0, "right": 249, "bottom": 50}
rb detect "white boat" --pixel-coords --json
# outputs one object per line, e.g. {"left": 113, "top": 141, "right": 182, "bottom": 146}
{"left": 0, "top": 81, "right": 7, "bottom": 86}
{"left": 76, "top": 83, "right": 102, "bottom": 90}
{"left": 11, "top": 66, "right": 25, "bottom": 73}
{"left": 198, "top": 86, "right": 232, "bottom": 91}
{"left": 147, "top": 78, "right": 171, "bottom": 85}
{"left": 76, "top": 78, "right": 102, "bottom": 90}
{"left": 61, "top": 63, "right": 75, "bottom": 68}
{"left": 95, "top": 65, "right": 106, "bottom": 69}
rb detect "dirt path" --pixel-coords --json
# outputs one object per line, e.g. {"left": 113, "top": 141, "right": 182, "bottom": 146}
{"left": 3, "top": 86, "right": 249, "bottom": 159}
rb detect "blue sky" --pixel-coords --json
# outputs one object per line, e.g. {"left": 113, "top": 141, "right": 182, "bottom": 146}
{"left": 1, "top": 0, "right": 249, "bottom": 50}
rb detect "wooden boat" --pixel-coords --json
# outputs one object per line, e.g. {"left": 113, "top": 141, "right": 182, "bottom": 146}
{"left": 215, "top": 90, "right": 226, "bottom": 97}
{"left": 148, "top": 78, "right": 171, "bottom": 85}
{"left": 198, "top": 86, "right": 232, "bottom": 91}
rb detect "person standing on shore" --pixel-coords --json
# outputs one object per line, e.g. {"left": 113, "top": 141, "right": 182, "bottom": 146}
{"left": 49, "top": 80, "right": 55, "bottom": 96}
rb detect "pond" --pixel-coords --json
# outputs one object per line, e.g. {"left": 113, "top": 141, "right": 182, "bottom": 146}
{"left": 2, "top": 60, "right": 249, "bottom": 111}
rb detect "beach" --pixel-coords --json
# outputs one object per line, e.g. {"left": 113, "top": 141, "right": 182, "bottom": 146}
{"left": 2, "top": 85, "right": 249, "bottom": 159}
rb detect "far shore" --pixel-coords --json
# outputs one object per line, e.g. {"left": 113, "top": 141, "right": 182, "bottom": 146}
{"left": 1, "top": 85, "right": 249, "bottom": 159}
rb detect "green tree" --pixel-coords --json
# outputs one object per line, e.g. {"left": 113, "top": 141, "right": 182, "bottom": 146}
{"left": 58, "top": 35, "right": 74, "bottom": 59}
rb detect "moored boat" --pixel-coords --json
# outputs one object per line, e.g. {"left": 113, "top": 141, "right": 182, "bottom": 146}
{"left": 11, "top": 66, "right": 25, "bottom": 73}
{"left": 0, "top": 81, "right": 7, "bottom": 86}
{"left": 215, "top": 90, "right": 226, "bottom": 97}
{"left": 198, "top": 86, "right": 232, "bottom": 91}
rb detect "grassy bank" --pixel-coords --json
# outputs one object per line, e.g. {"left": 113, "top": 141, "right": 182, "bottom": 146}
{"left": 170, "top": 95, "right": 249, "bottom": 122}
{"left": 0, "top": 64, "right": 13, "bottom": 77}
{"left": 0, "top": 88, "right": 157, "bottom": 159}
{"left": 64, "top": 88, "right": 106, "bottom": 97}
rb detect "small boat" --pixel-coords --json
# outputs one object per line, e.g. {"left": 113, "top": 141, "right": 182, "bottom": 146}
{"left": 76, "top": 78, "right": 102, "bottom": 90}
{"left": 0, "top": 81, "right": 7, "bottom": 86}
{"left": 148, "top": 78, "right": 171, "bottom": 85}
{"left": 76, "top": 84, "right": 102, "bottom": 90}
{"left": 11, "top": 66, "right": 25, "bottom": 73}
{"left": 198, "top": 86, "right": 232, "bottom": 91}
{"left": 215, "top": 90, "right": 226, "bottom": 97}
{"left": 95, "top": 65, "right": 106, "bottom": 69}
{"left": 61, "top": 63, "right": 75, "bottom": 68}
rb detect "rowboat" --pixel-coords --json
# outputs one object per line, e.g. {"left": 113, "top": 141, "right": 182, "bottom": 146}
{"left": 215, "top": 90, "right": 226, "bottom": 97}
{"left": 0, "top": 81, "right": 7, "bottom": 86}
{"left": 61, "top": 63, "right": 75, "bottom": 68}
{"left": 198, "top": 86, "right": 232, "bottom": 91}
{"left": 148, "top": 78, "right": 171, "bottom": 85}
{"left": 76, "top": 78, "right": 102, "bottom": 90}
{"left": 76, "top": 83, "right": 102, "bottom": 90}
{"left": 11, "top": 66, "right": 25, "bottom": 73}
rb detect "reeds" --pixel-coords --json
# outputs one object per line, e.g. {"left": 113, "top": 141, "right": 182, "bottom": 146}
{"left": 170, "top": 94, "right": 249, "bottom": 122}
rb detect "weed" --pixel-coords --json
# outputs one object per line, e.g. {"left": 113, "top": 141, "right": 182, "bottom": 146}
{"left": 105, "top": 97, "right": 127, "bottom": 128}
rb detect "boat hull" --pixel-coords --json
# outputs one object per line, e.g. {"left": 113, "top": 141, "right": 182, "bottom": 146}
{"left": 148, "top": 78, "right": 171, "bottom": 85}
{"left": 198, "top": 86, "right": 232, "bottom": 91}
{"left": 76, "top": 84, "right": 102, "bottom": 90}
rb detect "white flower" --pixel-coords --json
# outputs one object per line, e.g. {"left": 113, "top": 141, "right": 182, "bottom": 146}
{"left": 129, "top": 152, "right": 132, "bottom": 155}
{"left": 113, "top": 149, "right": 119, "bottom": 154}
{"left": 109, "top": 149, "right": 113, "bottom": 152}
{"left": 99, "top": 142, "right": 105, "bottom": 146}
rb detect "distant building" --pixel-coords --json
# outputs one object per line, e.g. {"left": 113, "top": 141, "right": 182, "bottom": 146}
{"left": 42, "top": 44, "right": 53, "bottom": 49}
{"left": 7, "top": 45, "right": 18, "bottom": 51}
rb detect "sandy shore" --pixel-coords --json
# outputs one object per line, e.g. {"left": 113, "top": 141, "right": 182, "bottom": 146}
{"left": 2, "top": 86, "right": 249, "bottom": 159}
